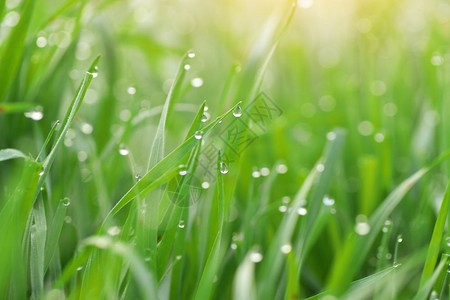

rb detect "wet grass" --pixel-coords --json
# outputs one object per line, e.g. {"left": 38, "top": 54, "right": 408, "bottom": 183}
{"left": 0, "top": 0, "right": 450, "bottom": 299}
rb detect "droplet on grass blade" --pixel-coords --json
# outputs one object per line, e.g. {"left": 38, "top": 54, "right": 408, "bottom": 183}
{"left": 119, "top": 144, "right": 129, "bottom": 156}
{"left": 280, "top": 244, "right": 292, "bottom": 254}
{"left": 24, "top": 108, "right": 44, "bottom": 121}
{"left": 194, "top": 130, "right": 203, "bottom": 140}
{"left": 178, "top": 220, "right": 185, "bottom": 228}
{"left": 220, "top": 162, "right": 228, "bottom": 174}
{"left": 297, "top": 207, "right": 307, "bottom": 215}
{"left": 201, "top": 112, "right": 210, "bottom": 122}
{"left": 178, "top": 165, "right": 187, "bottom": 176}
{"left": 249, "top": 252, "right": 263, "bottom": 263}
{"left": 62, "top": 197, "right": 70, "bottom": 207}
{"left": 233, "top": 105, "right": 242, "bottom": 118}
{"left": 355, "top": 214, "right": 370, "bottom": 235}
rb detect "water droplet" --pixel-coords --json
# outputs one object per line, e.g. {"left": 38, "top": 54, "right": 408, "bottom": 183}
{"left": 36, "top": 36, "right": 47, "bottom": 48}
{"left": 178, "top": 165, "right": 187, "bottom": 176}
{"left": 297, "top": 207, "right": 307, "bottom": 215}
{"left": 81, "top": 122, "right": 93, "bottom": 135}
{"left": 91, "top": 66, "right": 99, "bottom": 78}
{"left": 358, "top": 120, "right": 374, "bottom": 136}
{"left": 24, "top": 107, "right": 44, "bottom": 121}
{"left": 397, "top": 235, "right": 403, "bottom": 243}
{"left": 385, "top": 253, "right": 392, "bottom": 260}
{"left": 201, "top": 112, "right": 210, "bottom": 122}
{"left": 374, "top": 132, "right": 385, "bottom": 143}
{"left": 201, "top": 181, "right": 210, "bottom": 189}
{"left": 204, "top": 106, "right": 209, "bottom": 112}
{"left": 280, "top": 244, "right": 292, "bottom": 254}
{"left": 119, "top": 144, "right": 129, "bottom": 156}
{"left": 127, "top": 86, "right": 136, "bottom": 95}
{"left": 194, "top": 130, "right": 203, "bottom": 140}
{"left": 316, "top": 163, "right": 325, "bottom": 172}
{"left": 282, "top": 196, "right": 290, "bottom": 204}
{"left": 178, "top": 220, "right": 185, "bottom": 228}
{"left": 39, "top": 169, "right": 45, "bottom": 176}
{"left": 220, "top": 162, "right": 229, "bottom": 174}
{"left": 279, "top": 205, "right": 288, "bottom": 213}
{"left": 77, "top": 151, "right": 88, "bottom": 162}
{"left": 107, "top": 226, "right": 121, "bottom": 236}
{"left": 184, "top": 64, "right": 191, "bottom": 70}
{"left": 393, "top": 263, "right": 401, "bottom": 268}
{"left": 76, "top": 266, "right": 83, "bottom": 271}
{"left": 191, "top": 77, "right": 203, "bottom": 88}
{"left": 276, "top": 164, "right": 288, "bottom": 174}
{"left": 233, "top": 105, "right": 242, "bottom": 118}
{"left": 62, "top": 197, "right": 70, "bottom": 207}
{"left": 252, "top": 170, "right": 261, "bottom": 178}
{"left": 231, "top": 243, "right": 237, "bottom": 250}
{"left": 323, "top": 196, "right": 335, "bottom": 206}
{"left": 249, "top": 252, "right": 263, "bottom": 263}
{"left": 64, "top": 216, "right": 72, "bottom": 223}
{"left": 327, "top": 132, "right": 336, "bottom": 141}
{"left": 431, "top": 54, "right": 444, "bottom": 66}
{"left": 187, "top": 50, "right": 195, "bottom": 58}
{"left": 176, "top": 255, "right": 182, "bottom": 260}
{"left": 135, "top": 174, "right": 141, "bottom": 181}
{"left": 260, "top": 167, "right": 270, "bottom": 176}
{"left": 355, "top": 215, "right": 370, "bottom": 236}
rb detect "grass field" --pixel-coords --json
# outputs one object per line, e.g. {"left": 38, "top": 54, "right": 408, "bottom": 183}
{"left": 1, "top": 0, "right": 450, "bottom": 299}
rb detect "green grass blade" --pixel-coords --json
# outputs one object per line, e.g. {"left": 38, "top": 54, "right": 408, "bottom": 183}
{"left": 0, "top": 148, "right": 27, "bottom": 161}
{"left": 0, "top": 102, "right": 36, "bottom": 113}
{"left": 30, "top": 199, "right": 47, "bottom": 299}
{"left": 44, "top": 198, "right": 69, "bottom": 271}
{"left": 419, "top": 180, "right": 450, "bottom": 287}
{"left": 0, "top": 0, "right": 34, "bottom": 102}
{"left": 414, "top": 255, "right": 448, "bottom": 300}
{"left": 233, "top": 255, "right": 256, "bottom": 300}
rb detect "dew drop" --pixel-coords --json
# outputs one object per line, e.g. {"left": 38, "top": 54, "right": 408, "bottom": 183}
{"left": 127, "top": 86, "right": 136, "bottom": 95}
{"left": 316, "top": 163, "right": 325, "bottom": 172}
{"left": 355, "top": 215, "right": 370, "bottom": 236}
{"left": 194, "top": 130, "right": 203, "bottom": 140}
{"left": 76, "top": 266, "right": 83, "bottom": 271}
{"left": 61, "top": 197, "right": 70, "bottom": 207}
{"left": 279, "top": 205, "right": 288, "bottom": 213}
{"left": 280, "top": 244, "right": 292, "bottom": 254}
{"left": 252, "top": 170, "right": 261, "bottom": 178}
{"left": 220, "top": 162, "right": 229, "bottom": 174}
{"left": 282, "top": 196, "right": 290, "bottom": 204}
{"left": 249, "top": 252, "right": 263, "bottom": 263}
{"left": 322, "top": 196, "right": 335, "bottom": 206}
{"left": 187, "top": 50, "right": 195, "bottom": 58}
{"left": 24, "top": 108, "right": 44, "bottom": 121}
{"left": 201, "top": 181, "right": 210, "bottom": 189}
{"left": 81, "top": 122, "right": 93, "bottom": 135}
{"left": 119, "top": 144, "right": 129, "bottom": 156}
{"left": 178, "top": 220, "right": 185, "bottom": 228}
{"left": 184, "top": 64, "right": 191, "bottom": 70}
{"left": 178, "top": 165, "right": 187, "bottom": 176}
{"left": 276, "top": 164, "right": 288, "bottom": 174}
{"left": 231, "top": 243, "right": 237, "bottom": 250}
{"left": 233, "top": 105, "right": 242, "bottom": 118}
{"left": 397, "top": 235, "right": 403, "bottom": 243}
{"left": 297, "top": 207, "right": 307, "bottom": 215}
{"left": 107, "top": 226, "right": 121, "bottom": 236}
{"left": 326, "top": 132, "right": 336, "bottom": 141}
{"left": 204, "top": 106, "right": 209, "bottom": 112}
{"left": 201, "top": 112, "right": 210, "bottom": 122}
{"left": 260, "top": 167, "right": 270, "bottom": 176}
{"left": 176, "top": 255, "right": 182, "bottom": 260}
{"left": 191, "top": 77, "right": 203, "bottom": 88}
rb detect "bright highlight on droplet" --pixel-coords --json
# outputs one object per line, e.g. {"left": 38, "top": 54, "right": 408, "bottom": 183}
{"left": 107, "top": 226, "right": 121, "bottom": 236}
{"left": 127, "top": 86, "right": 136, "bottom": 95}
{"left": 191, "top": 77, "right": 203, "bottom": 87}
{"left": 201, "top": 181, "right": 210, "bottom": 189}
{"left": 322, "top": 196, "right": 335, "bottom": 206}
{"left": 118, "top": 144, "right": 129, "bottom": 156}
{"left": 249, "top": 251, "right": 263, "bottom": 263}
{"left": 260, "top": 167, "right": 270, "bottom": 176}
{"left": 355, "top": 214, "right": 371, "bottom": 236}
{"left": 297, "top": 207, "right": 307, "bottom": 215}
{"left": 233, "top": 105, "right": 242, "bottom": 118}
{"left": 194, "top": 130, "right": 203, "bottom": 140}
{"left": 220, "top": 162, "right": 229, "bottom": 174}
{"left": 280, "top": 244, "right": 292, "bottom": 254}
{"left": 276, "top": 164, "right": 288, "bottom": 174}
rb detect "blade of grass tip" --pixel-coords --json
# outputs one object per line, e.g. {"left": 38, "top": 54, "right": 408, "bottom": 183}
{"left": 36, "top": 56, "right": 100, "bottom": 196}
{"left": 0, "top": 148, "right": 27, "bottom": 161}
{"left": 414, "top": 255, "right": 449, "bottom": 300}
{"left": 326, "top": 150, "right": 450, "bottom": 296}
{"left": 233, "top": 254, "right": 256, "bottom": 300}
{"left": 285, "top": 252, "right": 300, "bottom": 300}
{"left": 0, "top": 0, "right": 34, "bottom": 102}
{"left": 101, "top": 102, "right": 240, "bottom": 226}
{"left": 81, "top": 236, "right": 158, "bottom": 300}
{"left": 30, "top": 199, "right": 47, "bottom": 299}
{"left": 194, "top": 151, "right": 226, "bottom": 300}
{"left": 36, "top": 120, "right": 60, "bottom": 161}
{"left": 419, "top": 180, "right": 450, "bottom": 288}
{"left": 147, "top": 50, "right": 192, "bottom": 170}
{"left": 44, "top": 197, "right": 70, "bottom": 272}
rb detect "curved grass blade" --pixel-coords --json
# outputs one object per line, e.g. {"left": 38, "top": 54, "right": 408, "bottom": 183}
{"left": 419, "top": 180, "right": 450, "bottom": 287}
{"left": 233, "top": 254, "right": 256, "bottom": 300}
{"left": 414, "top": 255, "right": 448, "bottom": 300}
{"left": 0, "top": 148, "right": 27, "bottom": 161}
{"left": 44, "top": 198, "right": 69, "bottom": 271}
{"left": 30, "top": 199, "right": 47, "bottom": 299}
{"left": 0, "top": 0, "right": 34, "bottom": 102}
{"left": 0, "top": 102, "right": 36, "bottom": 114}
{"left": 36, "top": 120, "right": 60, "bottom": 161}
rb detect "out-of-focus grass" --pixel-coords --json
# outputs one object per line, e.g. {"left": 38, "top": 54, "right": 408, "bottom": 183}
{"left": 0, "top": 0, "right": 450, "bottom": 299}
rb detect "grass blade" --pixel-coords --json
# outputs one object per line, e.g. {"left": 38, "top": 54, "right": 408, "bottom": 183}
{"left": 0, "top": 148, "right": 27, "bottom": 161}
